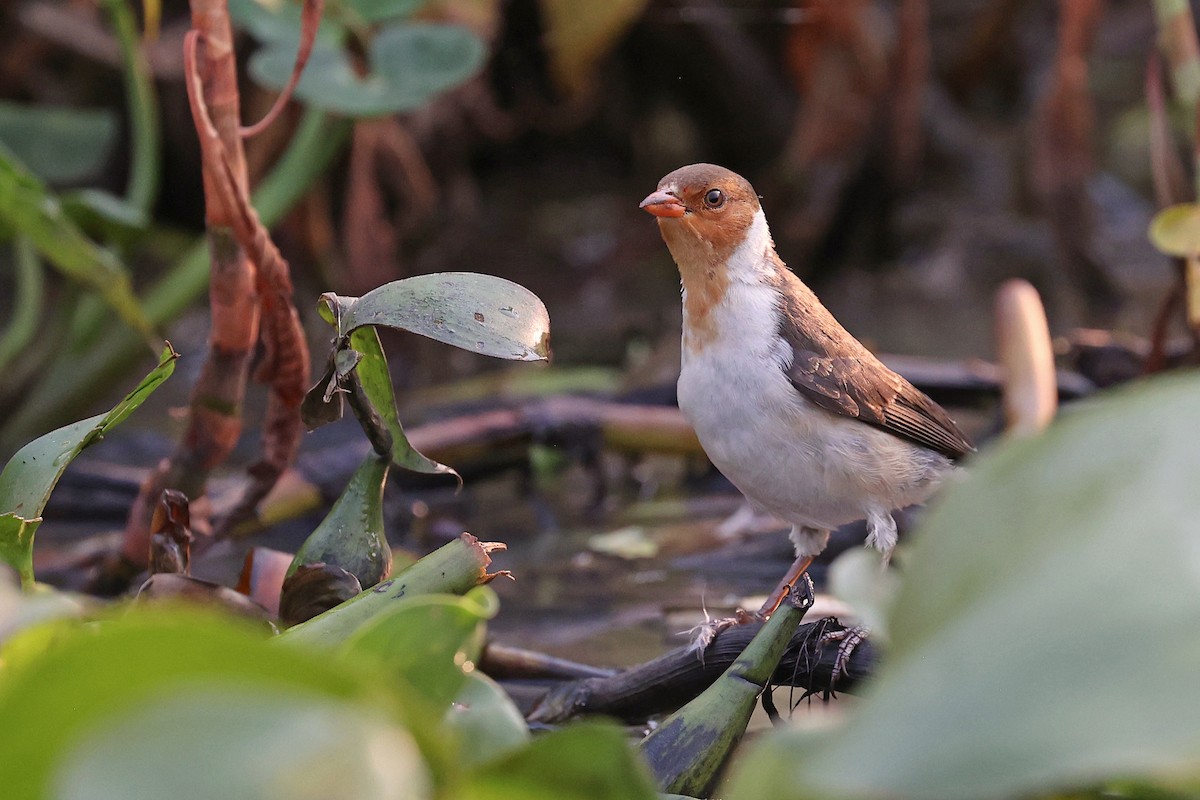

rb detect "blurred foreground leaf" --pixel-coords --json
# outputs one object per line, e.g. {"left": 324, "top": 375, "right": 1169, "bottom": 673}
{"left": 342, "top": 586, "right": 498, "bottom": 712}
{"left": 461, "top": 722, "right": 658, "bottom": 800}
{"left": 0, "top": 608, "right": 408, "bottom": 799}
{"left": 444, "top": 671, "right": 530, "bottom": 770}
{"left": 53, "top": 688, "right": 430, "bottom": 800}
{"left": 728, "top": 372, "right": 1200, "bottom": 800}
{"left": 0, "top": 102, "right": 119, "bottom": 184}
{"left": 0, "top": 345, "right": 176, "bottom": 587}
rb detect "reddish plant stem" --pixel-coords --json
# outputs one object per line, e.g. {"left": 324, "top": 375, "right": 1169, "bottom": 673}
{"left": 114, "top": 0, "right": 259, "bottom": 576}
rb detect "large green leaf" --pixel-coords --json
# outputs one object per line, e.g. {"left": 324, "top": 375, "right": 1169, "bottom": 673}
{"left": 0, "top": 608, "right": 409, "bottom": 798}
{"left": 443, "top": 671, "right": 530, "bottom": 771}
{"left": 227, "top": 0, "right": 343, "bottom": 45}
{"left": 0, "top": 148, "right": 155, "bottom": 340}
{"left": 53, "top": 688, "right": 431, "bottom": 800}
{"left": 728, "top": 372, "right": 1200, "bottom": 800}
{"left": 0, "top": 345, "right": 176, "bottom": 587}
{"left": 249, "top": 23, "right": 486, "bottom": 117}
{"left": 0, "top": 102, "right": 118, "bottom": 184}
{"left": 339, "top": 273, "right": 551, "bottom": 362}
{"left": 352, "top": 0, "right": 425, "bottom": 23}
{"left": 460, "top": 722, "right": 658, "bottom": 800}
{"left": 340, "top": 587, "right": 498, "bottom": 711}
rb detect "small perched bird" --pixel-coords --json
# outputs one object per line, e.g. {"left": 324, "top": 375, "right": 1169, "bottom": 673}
{"left": 641, "top": 164, "right": 972, "bottom": 629}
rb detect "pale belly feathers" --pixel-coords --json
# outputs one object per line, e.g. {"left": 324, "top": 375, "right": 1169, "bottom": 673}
{"left": 676, "top": 283, "right": 951, "bottom": 537}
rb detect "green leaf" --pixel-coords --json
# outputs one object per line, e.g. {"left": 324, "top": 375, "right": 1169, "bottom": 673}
{"left": 342, "top": 273, "right": 551, "bottom": 362}
{"left": 349, "top": 326, "right": 460, "bottom": 478}
{"left": 341, "top": 586, "right": 498, "bottom": 711}
{"left": 248, "top": 23, "right": 485, "bottom": 117}
{"left": 0, "top": 147, "right": 156, "bottom": 341}
{"left": 1149, "top": 203, "right": 1200, "bottom": 257}
{"left": 351, "top": 0, "right": 425, "bottom": 23}
{"left": 289, "top": 452, "right": 393, "bottom": 588}
{"left": 461, "top": 722, "right": 659, "bottom": 800}
{"left": 53, "top": 688, "right": 431, "bottom": 800}
{"left": 443, "top": 671, "right": 530, "bottom": 770}
{"left": 227, "top": 0, "right": 344, "bottom": 44}
{"left": 728, "top": 372, "right": 1200, "bottom": 800}
{"left": 0, "top": 101, "right": 118, "bottom": 184}
{"left": 0, "top": 607, "right": 410, "bottom": 798}
{"left": 61, "top": 188, "right": 149, "bottom": 240}
{"left": 0, "top": 345, "right": 176, "bottom": 587}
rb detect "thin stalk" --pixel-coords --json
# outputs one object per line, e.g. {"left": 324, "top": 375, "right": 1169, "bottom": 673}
{"left": 103, "top": 0, "right": 161, "bottom": 216}
{"left": 0, "top": 237, "right": 44, "bottom": 373}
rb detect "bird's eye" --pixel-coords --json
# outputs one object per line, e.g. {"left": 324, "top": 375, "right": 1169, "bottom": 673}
{"left": 704, "top": 188, "right": 725, "bottom": 208}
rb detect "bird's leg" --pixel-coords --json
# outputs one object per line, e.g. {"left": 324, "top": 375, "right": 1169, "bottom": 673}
{"left": 686, "top": 534, "right": 823, "bottom": 654}
{"left": 755, "top": 553, "right": 815, "bottom": 620}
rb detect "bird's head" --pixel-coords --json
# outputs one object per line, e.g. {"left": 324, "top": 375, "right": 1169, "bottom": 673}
{"left": 643, "top": 161, "right": 753, "bottom": 250}
{"left": 640, "top": 163, "right": 761, "bottom": 262}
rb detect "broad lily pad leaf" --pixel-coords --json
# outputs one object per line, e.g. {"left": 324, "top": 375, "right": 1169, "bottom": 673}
{"left": 227, "top": 0, "right": 343, "bottom": 45}
{"left": 0, "top": 608, "right": 410, "bottom": 798}
{"left": 728, "top": 372, "right": 1200, "bottom": 800}
{"left": 54, "top": 688, "right": 431, "bottom": 800}
{"left": 341, "top": 586, "right": 498, "bottom": 711}
{"left": 249, "top": 23, "right": 485, "bottom": 117}
{"left": 460, "top": 722, "right": 658, "bottom": 800}
{"left": 0, "top": 101, "right": 118, "bottom": 184}
{"left": 0, "top": 345, "right": 176, "bottom": 587}
{"left": 340, "top": 273, "right": 551, "bottom": 362}
{"left": 0, "top": 147, "right": 155, "bottom": 341}
{"left": 289, "top": 452, "right": 393, "bottom": 588}
{"left": 1149, "top": 203, "right": 1200, "bottom": 257}
{"left": 352, "top": 0, "right": 425, "bottom": 23}
{"left": 444, "top": 671, "right": 530, "bottom": 770}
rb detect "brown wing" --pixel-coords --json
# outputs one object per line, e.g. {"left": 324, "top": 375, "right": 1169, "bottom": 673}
{"left": 775, "top": 274, "right": 973, "bottom": 461}
{"left": 787, "top": 352, "right": 973, "bottom": 460}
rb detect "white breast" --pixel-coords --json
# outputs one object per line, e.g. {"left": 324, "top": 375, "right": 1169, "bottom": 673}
{"left": 676, "top": 211, "right": 950, "bottom": 535}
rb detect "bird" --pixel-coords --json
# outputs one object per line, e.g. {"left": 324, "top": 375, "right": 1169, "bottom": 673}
{"left": 640, "top": 163, "right": 972, "bottom": 643}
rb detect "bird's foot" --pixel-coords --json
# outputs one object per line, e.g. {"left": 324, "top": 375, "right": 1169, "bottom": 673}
{"left": 685, "top": 607, "right": 759, "bottom": 654}
{"left": 821, "top": 623, "right": 870, "bottom": 680}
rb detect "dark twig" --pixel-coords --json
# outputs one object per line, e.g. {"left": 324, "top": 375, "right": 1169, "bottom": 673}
{"left": 521, "top": 617, "right": 875, "bottom": 724}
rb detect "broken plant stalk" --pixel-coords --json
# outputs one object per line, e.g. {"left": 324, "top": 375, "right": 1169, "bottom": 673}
{"left": 637, "top": 578, "right": 815, "bottom": 797}
{"left": 279, "top": 533, "right": 508, "bottom": 650}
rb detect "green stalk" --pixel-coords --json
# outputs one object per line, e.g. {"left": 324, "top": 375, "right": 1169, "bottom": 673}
{"left": 2, "top": 112, "right": 351, "bottom": 449}
{"left": 103, "top": 0, "right": 161, "bottom": 216}
{"left": 638, "top": 591, "right": 813, "bottom": 797}
{"left": 279, "top": 533, "right": 498, "bottom": 651}
{"left": 0, "top": 237, "right": 44, "bottom": 373}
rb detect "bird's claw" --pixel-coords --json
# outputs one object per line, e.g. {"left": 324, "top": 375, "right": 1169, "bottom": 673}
{"left": 820, "top": 623, "right": 869, "bottom": 681}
